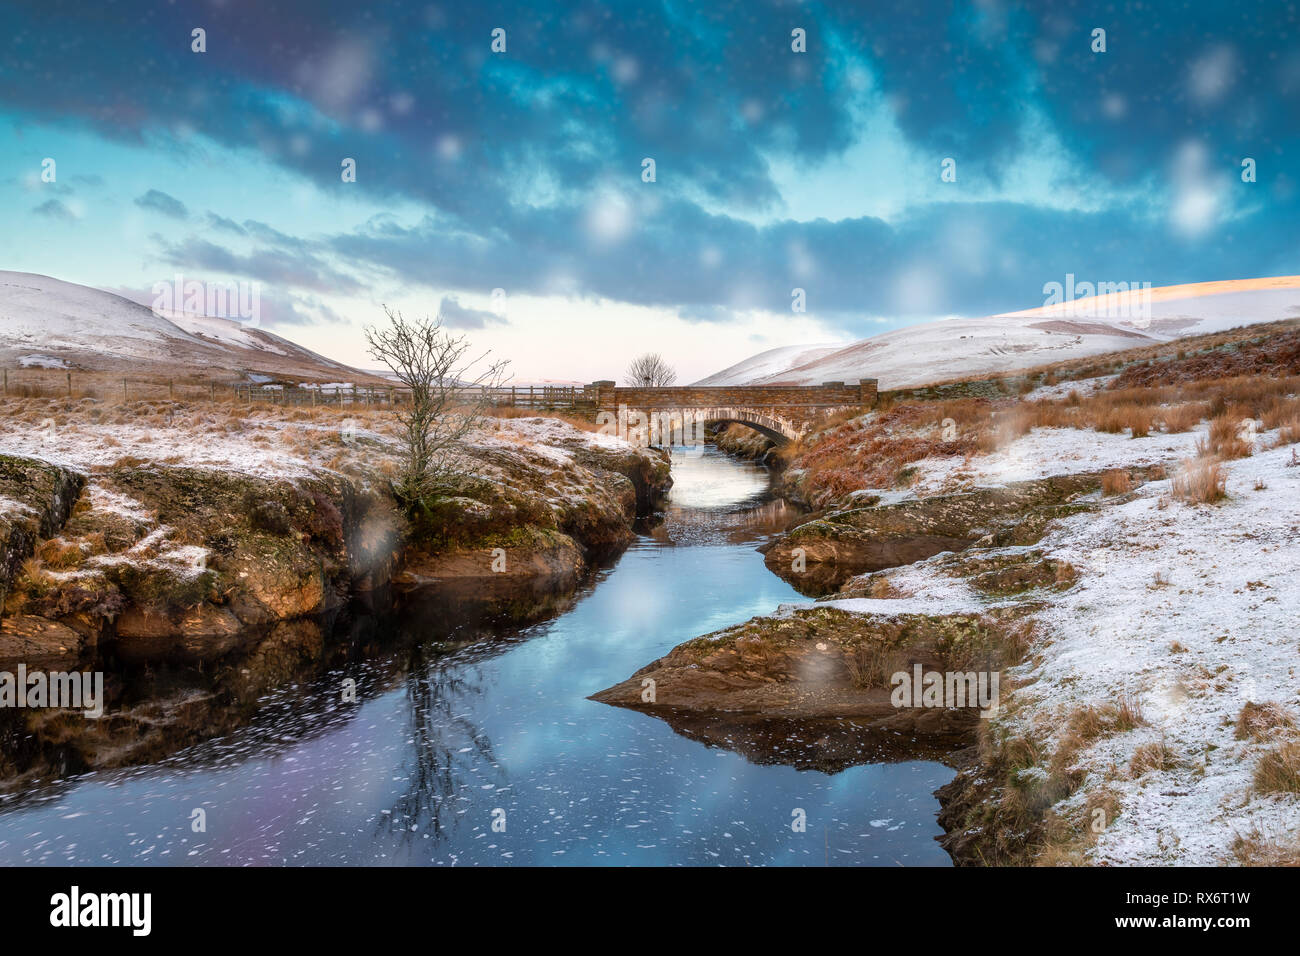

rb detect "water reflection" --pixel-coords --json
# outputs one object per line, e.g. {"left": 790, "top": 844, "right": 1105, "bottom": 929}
{"left": 380, "top": 644, "right": 503, "bottom": 846}
{"left": 0, "top": 445, "right": 956, "bottom": 866}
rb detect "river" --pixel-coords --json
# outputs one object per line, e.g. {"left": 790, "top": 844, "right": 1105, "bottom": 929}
{"left": 0, "top": 446, "right": 954, "bottom": 866}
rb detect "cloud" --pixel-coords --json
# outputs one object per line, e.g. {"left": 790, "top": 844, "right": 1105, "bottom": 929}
{"left": 30, "top": 198, "right": 75, "bottom": 221}
{"left": 436, "top": 294, "right": 508, "bottom": 329}
{"left": 155, "top": 235, "right": 363, "bottom": 294}
{"left": 2, "top": 0, "right": 1297, "bottom": 328}
{"left": 134, "top": 189, "right": 188, "bottom": 219}
{"left": 204, "top": 212, "right": 247, "bottom": 235}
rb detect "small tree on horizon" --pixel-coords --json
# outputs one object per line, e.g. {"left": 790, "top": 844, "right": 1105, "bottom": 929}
{"left": 625, "top": 352, "right": 678, "bottom": 387}
{"left": 365, "top": 306, "right": 509, "bottom": 505}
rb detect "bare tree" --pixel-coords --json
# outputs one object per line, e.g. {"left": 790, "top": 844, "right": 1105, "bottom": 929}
{"left": 365, "top": 306, "right": 509, "bottom": 504}
{"left": 625, "top": 352, "right": 678, "bottom": 387}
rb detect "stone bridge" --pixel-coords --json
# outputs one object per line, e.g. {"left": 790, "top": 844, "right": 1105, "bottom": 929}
{"left": 590, "top": 379, "right": 878, "bottom": 446}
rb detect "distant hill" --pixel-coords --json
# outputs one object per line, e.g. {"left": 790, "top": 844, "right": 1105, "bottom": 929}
{"left": 693, "top": 343, "right": 845, "bottom": 386}
{"left": 696, "top": 276, "right": 1300, "bottom": 390}
{"left": 0, "top": 271, "right": 376, "bottom": 382}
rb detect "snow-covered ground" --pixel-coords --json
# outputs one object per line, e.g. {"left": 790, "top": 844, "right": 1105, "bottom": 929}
{"left": 1025, "top": 440, "right": 1300, "bottom": 864}
{"left": 909, "top": 422, "right": 1206, "bottom": 495}
{"left": 698, "top": 277, "right": 1300, "bottom": 390}
{"left": 779, "top": 421, "right": 1300, "bottom": 864}
{"left": 0, "top": 404, "right": 632, "bottom": 483}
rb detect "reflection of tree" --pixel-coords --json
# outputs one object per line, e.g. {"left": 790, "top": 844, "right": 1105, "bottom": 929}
{"left": 377, "top": 642, "right": 505, "bottom": 846}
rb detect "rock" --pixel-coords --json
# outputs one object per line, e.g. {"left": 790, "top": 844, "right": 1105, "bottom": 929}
{"left": 761, "top": 472, "right": 1117, "bottom": 595}
{"left": 0, "top": 614, "right": 88, "bottom": 668}
{"left": 591, "top": 606, "right": 1027, "bottom": 744}
{"left": 0, "top": 454, "right": 85, "bottom": 611}
{"left": 114, "top": 604, "right": 244, "bottom": 662}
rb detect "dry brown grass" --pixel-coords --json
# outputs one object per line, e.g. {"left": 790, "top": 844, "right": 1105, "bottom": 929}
{"left": 1160, "top": 402, "right": 1207, "bottom": 433}
{"left": 786, "top": 339, "right": 1300, "bottom": 507}
{"left": 1171, "top": 457, "right": 1227, "bottom": 504}
{"left": 1205, "top": 413, "right": 1255, "bottom": 459}
{"left": 1254, "top": 741, "right": 1300, "bottom": 794}
{"left": 1231, "top": 830, "right": 1300, "bottom": 866}
{"left": 1101, "top": 469, "right": 1133, "bottom": 495}
{"left": 1096, "top": 403, "right": 1154, "bottom": 438}
{"left": 35, "top": 538, "right": 85, "bottom": 570}
{"left": 1129, "top": 739, "right": 1181, "bottom": 777}
{"left": 844, "top": 643, "right": 909, "bottom": 689}
{"left": 1234, "top": 701, "right": 1296, "bottom": 742}
{"left": 1057, "top": 698, "right": 1146, "bottom": 763}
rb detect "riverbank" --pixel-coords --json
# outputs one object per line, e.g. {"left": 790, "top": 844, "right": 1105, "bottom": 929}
{"left": 599, "top": 340, "right": 1300, "bottom": 865}
{"left": 0, "top": 398, "right": 670, "bottom": 669}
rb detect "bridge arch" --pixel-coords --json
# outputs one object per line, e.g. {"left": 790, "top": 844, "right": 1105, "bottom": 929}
{"left": 589, "top": 380, "right": 878, "bottom": 449}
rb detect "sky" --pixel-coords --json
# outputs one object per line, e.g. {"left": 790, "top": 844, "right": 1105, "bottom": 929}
{"left": 1, "top": 0, "right": 1298, "bottom": 383}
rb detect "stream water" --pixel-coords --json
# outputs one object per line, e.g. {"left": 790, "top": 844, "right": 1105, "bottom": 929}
{"left": 0, "top": 446, "right": 954, "bottom": 866}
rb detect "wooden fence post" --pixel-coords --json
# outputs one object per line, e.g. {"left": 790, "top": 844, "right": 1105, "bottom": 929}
{"left": 66, "top": 372, "right": 72, "bottom": 397}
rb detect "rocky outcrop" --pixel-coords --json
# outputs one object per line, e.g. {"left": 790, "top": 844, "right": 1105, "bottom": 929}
{"left": 759, "top": 471, "right": 1143, "bottom": 595}
{"left": 1, "top": 432, "right": 671, "bottom": 665}
{"left": 591, "top": 605, "right": 1033, "bottom": 757}
{"left": 2, "top": 463, "right": 392, "bottom": 665}
{"left": 0, "top": 454, "right": 84, "bottom": 616}
{"left": 396, "top": 439, "right": 669, "bottom": 613}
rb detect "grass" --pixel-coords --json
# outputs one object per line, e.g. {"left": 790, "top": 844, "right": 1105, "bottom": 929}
{"left": 844, "top": 643, "right": 909, "bottom": 689}
{"left": 1055, "top": 699, "right": 1147, "bottom": 767}
{"left": 1171, "top": 456, "right": 1227, "bottom": 504}
{"left": 1235, "top": 701, "right": 1296, "bottom": 742}
{"left": 1254, "top": 742, "right": 1300, "bottom": 794}
{"left": 1129, "top": 739, "right": 1181, "bottom": 777}
{"left": 783, "top": 348, "right": 1299, "bottom": 507}
{"left": 1101, "top": 469, "right": 1132, "bottom": 495}
{"left": 1231, "top": 830, "right": 1300, "bottom": 866}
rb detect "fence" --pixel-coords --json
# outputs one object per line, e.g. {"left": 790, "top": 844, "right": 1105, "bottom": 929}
{"left": 234, "top": 383, "right": 595, "bottom": 409}
{"left": 0, "top": 369, "right": 594, "bottom": 411}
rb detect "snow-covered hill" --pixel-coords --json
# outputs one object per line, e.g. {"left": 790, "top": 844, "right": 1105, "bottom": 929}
{"left": 0, "top": 271, "right": 368, "bottom": 381}
{"left": 693, "top": 343, "right": 845, "bottom": 386}
{"left": 699, "top": 277, "right": 1300, "bottom": 390}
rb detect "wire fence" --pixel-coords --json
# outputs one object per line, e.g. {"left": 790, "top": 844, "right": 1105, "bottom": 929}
{"left": 234, "top": 383, "right": 595, "bottom": 408}
{"left": 0, "top": 369, "right": 595, "bottom": 410}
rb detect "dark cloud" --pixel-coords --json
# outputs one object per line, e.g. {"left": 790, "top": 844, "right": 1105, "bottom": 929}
{"left": 3, "top": 0, "right": 1298, "bottom": 321}
{"left": 134, "top": 189, "right": 188, "bottom": 219}
{"left": 155, "top": 235, "right": 364, "bottom": 295}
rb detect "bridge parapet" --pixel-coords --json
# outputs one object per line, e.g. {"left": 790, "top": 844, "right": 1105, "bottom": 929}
{"left": 592, "top": 379, "right": 877, "bottom": 446}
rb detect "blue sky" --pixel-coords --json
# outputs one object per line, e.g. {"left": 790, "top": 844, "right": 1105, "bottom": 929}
{"left": 2, "top": 0, "right": 1297, "bottom": 381}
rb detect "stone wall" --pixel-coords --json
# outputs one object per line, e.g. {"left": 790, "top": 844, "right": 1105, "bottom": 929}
{"left": 592, "top": 379, "right": 877, "bottom": 418}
